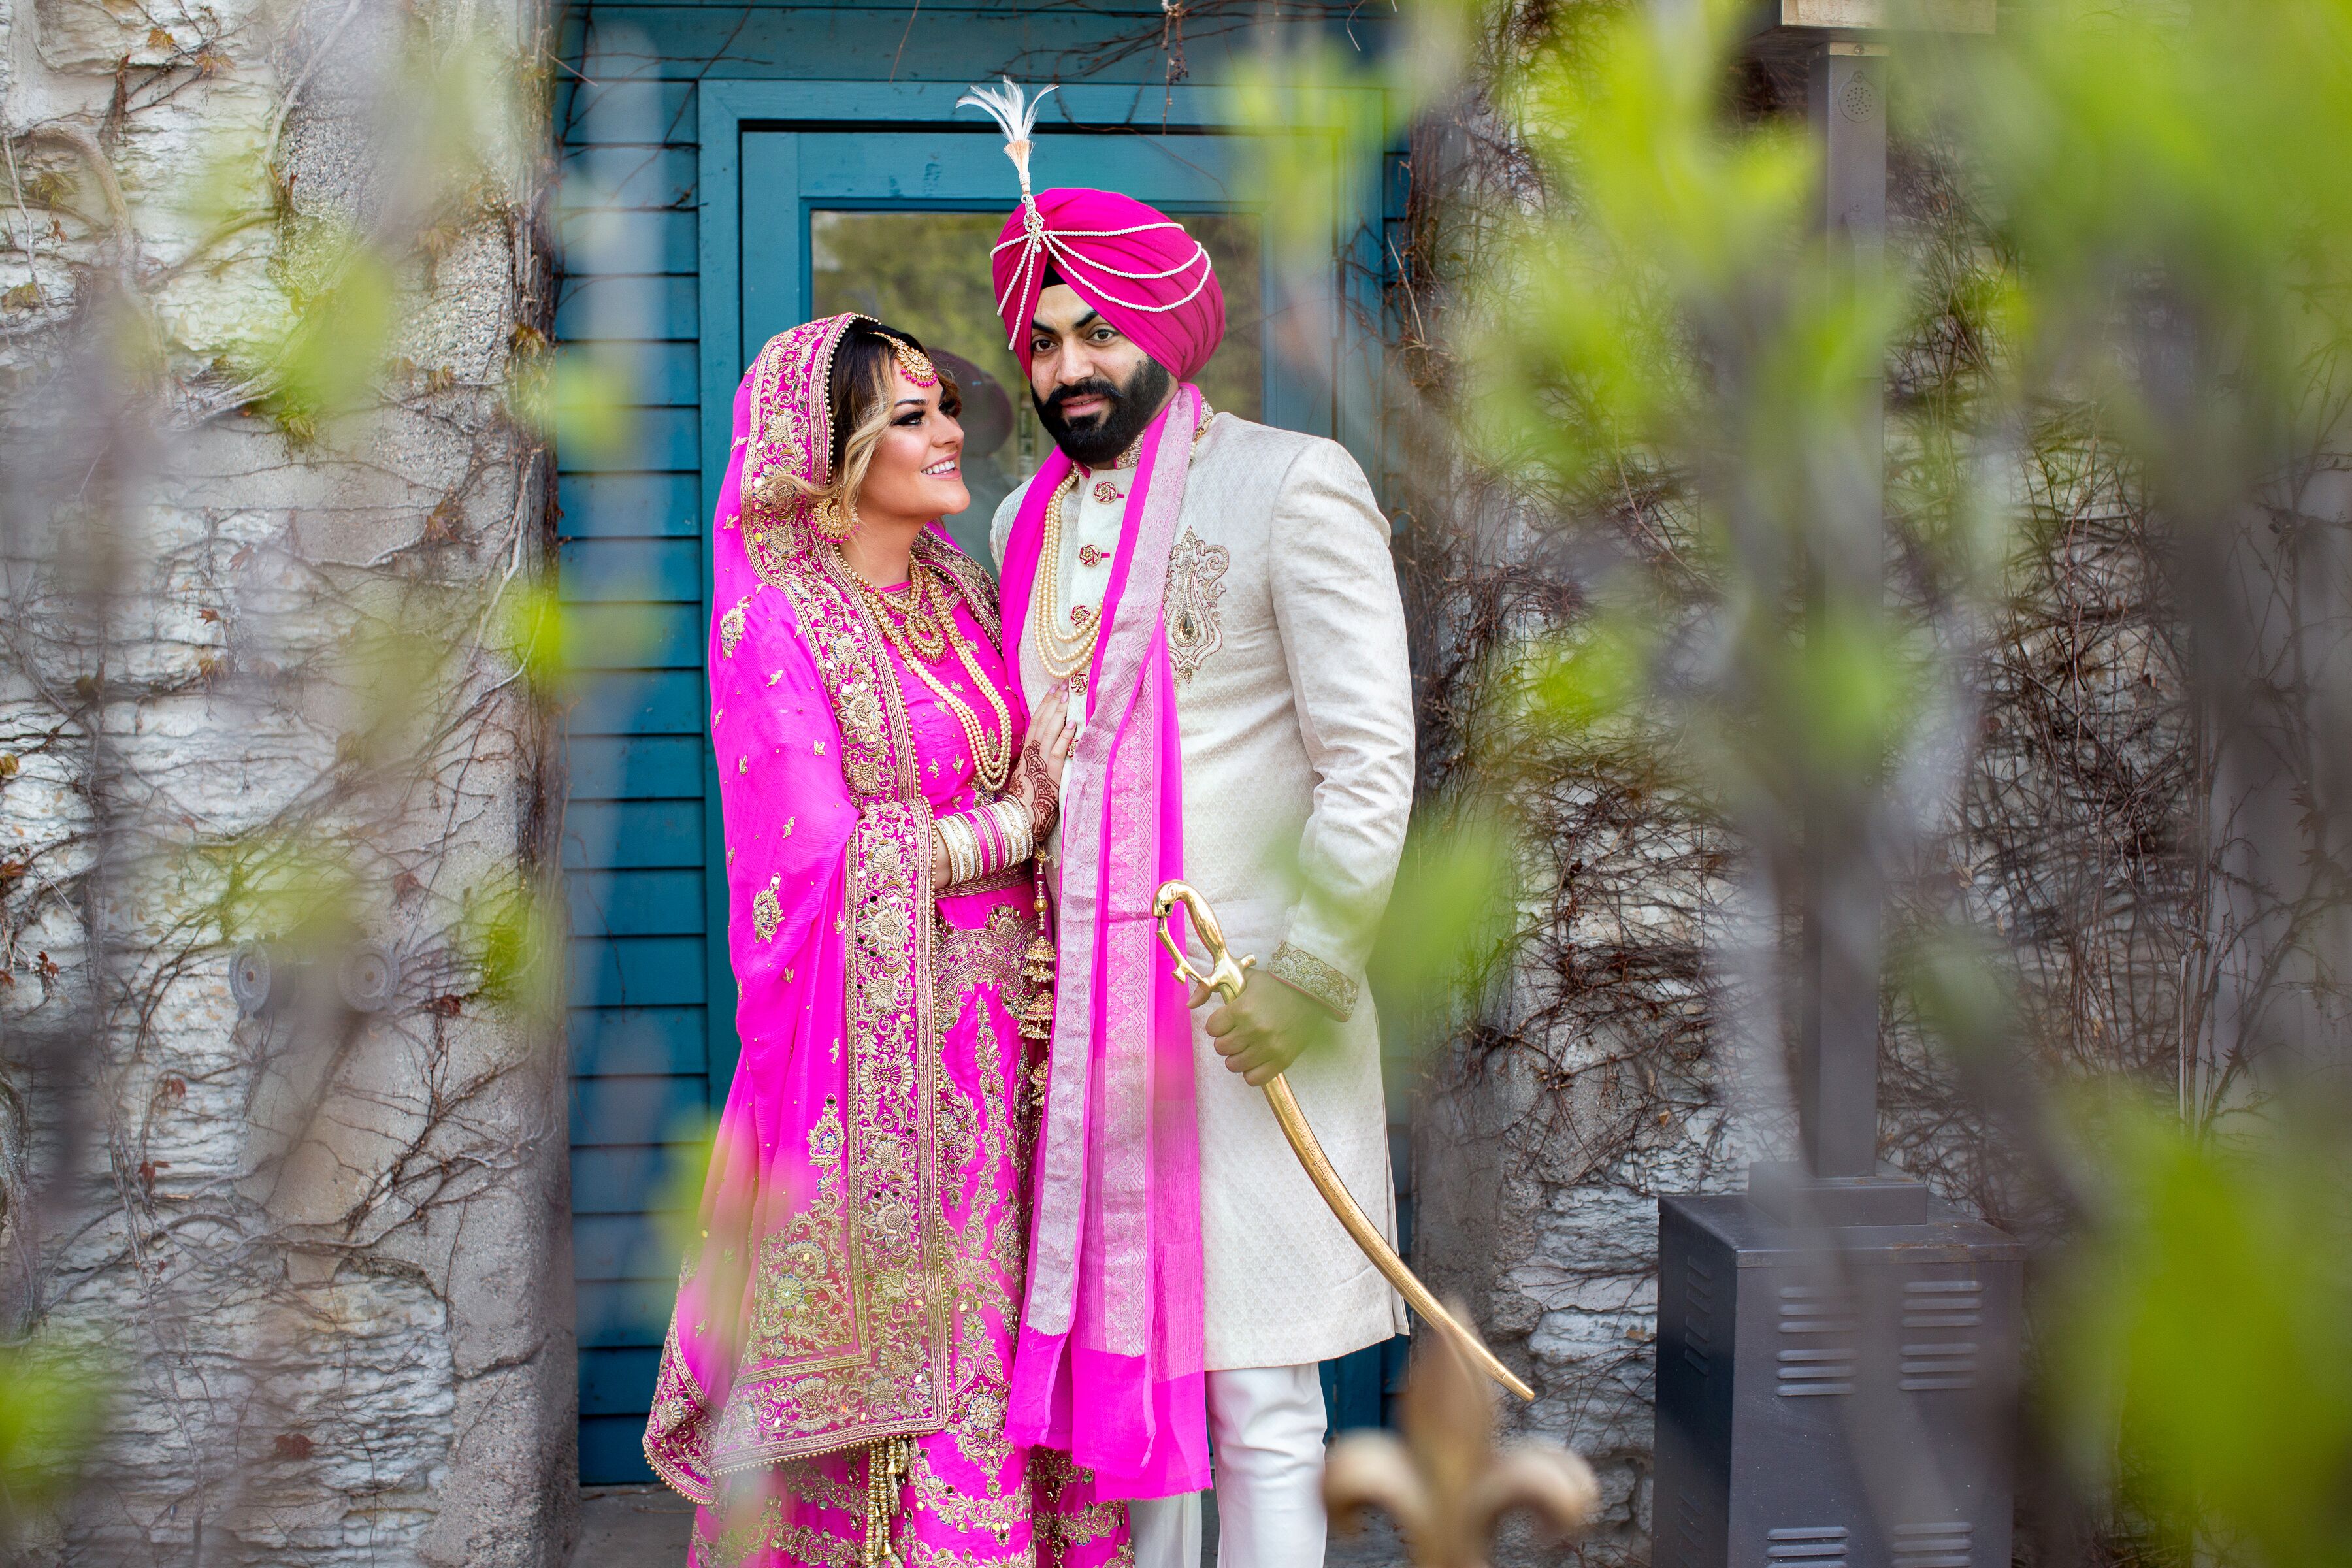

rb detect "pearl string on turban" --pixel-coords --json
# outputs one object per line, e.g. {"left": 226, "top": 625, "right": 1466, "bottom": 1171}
{"left": 958, "top": 78, "right": 1228, "bottom": 382}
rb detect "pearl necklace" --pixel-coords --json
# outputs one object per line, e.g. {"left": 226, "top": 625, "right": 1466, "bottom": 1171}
{"left": 1031, "top": 469, "right": 1098, "bottom": 701}
{"left": 1028, "top": 402, "right": 1214, "bottom": 704}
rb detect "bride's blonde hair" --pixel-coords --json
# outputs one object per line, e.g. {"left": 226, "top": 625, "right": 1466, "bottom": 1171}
{"left": 777, "top": 319, "right": 961, "bottom": 537}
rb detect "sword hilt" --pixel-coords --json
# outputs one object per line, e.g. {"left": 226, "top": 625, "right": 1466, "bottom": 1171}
{"left": 1152, "top": 880, "right": 1255, "bottom": 1001}
{"left": 1147, "top": 878, "right": 1535, "bottom": 1403}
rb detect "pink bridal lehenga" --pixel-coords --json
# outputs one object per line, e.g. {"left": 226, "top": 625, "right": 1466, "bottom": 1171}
{"left": 640, "top": 313, "right": 1130, "bottom": 1567}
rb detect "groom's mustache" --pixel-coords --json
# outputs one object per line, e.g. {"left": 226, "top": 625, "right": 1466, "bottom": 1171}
{"left": 1041, "top": 378, "right": 1124, "bottom": 424}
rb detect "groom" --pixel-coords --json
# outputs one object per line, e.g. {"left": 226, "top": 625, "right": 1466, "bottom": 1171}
{"left": 984, "top": 178, "right": 1416, "bottom": 1568}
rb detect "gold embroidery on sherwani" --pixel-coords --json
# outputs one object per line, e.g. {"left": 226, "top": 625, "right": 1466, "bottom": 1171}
{"left": 1266, "top": 939, "right": 1360, "bottom": 1019}
{"left": 1164, "top": 525, "right": 1230, "bottom": 683}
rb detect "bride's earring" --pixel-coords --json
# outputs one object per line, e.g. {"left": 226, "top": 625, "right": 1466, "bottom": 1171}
{"left": 814, "top": 490, "right": 858, "bottom": 540}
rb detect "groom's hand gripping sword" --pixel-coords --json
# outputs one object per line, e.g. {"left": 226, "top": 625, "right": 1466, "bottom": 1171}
{"left": 1152, "top": 880, "right": 1537, "bottom": 1404}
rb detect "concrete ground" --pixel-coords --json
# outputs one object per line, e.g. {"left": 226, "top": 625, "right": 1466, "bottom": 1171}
{"left": 573, "top": 1486, "right": 693, "bottom": 1565}
{"left": 571, "top": 1484, "right": 1411, "bottom": 1566}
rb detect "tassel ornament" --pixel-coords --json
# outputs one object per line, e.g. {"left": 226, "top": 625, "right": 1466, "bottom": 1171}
{"left": 862, "top": 1435, "right": 913, "bottom": 1567}
{"left": 1018, "top": 864, "right": 1056, "bottom": 1043}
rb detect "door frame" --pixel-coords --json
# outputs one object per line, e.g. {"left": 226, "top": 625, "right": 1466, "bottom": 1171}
{"left": 694, "top": 78, "right": 1390, "bottom": 1098}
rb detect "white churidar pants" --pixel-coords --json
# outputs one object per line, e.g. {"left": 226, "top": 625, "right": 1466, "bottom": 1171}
{"left": 1128, "top": 1362, "right": 1328, "bottom": 1568}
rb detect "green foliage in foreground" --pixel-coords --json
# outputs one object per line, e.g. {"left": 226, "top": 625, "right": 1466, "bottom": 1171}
{"left": 1237, "top": 1, "right": 2352, "bottom": 1562}
{"left": 0, "top": 1342, "right": 105, "bottom": 1541}
{"left": 2047, "top": 1102, "right": 2352, "bottom": 1568}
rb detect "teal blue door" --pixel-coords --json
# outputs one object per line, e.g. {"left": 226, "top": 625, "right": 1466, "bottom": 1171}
{"left": 563, "top": 78, "right": 1390, "bottom": 1484}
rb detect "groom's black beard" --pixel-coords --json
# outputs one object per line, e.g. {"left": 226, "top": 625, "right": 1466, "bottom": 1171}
{"left": 1034, "top": 356, "right": 1176, "bottom": 469}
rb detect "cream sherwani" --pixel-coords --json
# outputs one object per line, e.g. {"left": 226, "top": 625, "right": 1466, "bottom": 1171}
{"left": 991, "top": 411, "right": 1414, "bottom": 1373}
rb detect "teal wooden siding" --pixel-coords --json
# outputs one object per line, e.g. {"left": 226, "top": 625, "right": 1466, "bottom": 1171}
{"left": 557, "top": 3, "right": 1406, "bottom": 1485}
{"left": 558, "top": 56, "right": 707, "bottom": 1484}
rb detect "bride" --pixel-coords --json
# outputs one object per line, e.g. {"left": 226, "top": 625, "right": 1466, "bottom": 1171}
{"left": 642, "top": 312, "right": 1126, "bottom": 1567}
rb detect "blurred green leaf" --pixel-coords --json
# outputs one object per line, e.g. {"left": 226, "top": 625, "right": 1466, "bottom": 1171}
{"left": 250, "top": 221, "right": 397, "bottom": 443}
{"left": 2046, "top": 1100, "right": 2352, "bottom": 1568}
{"left": 501, "top": 581, "right": 567, "bottom": 702}
{"left": 0, "top": 1340, "right": 105, "bottom": 1536}
{"left": 200, "top": 830, "right": 362, "bottom": 945}
{"left": 1516, "top": 615, "right": 1651, "bottom": 737}
{"left": 461, "top": 873, "right": 559, "bottom": 1014}
{"left": 1226, "top": 42, "right": 1388, "bottom": 274}
{"left": 1371, "top": 809, "right": 1521, "bottom": 1033}
{"left": 511, "top": 346, "right": 637, "bottom": 459}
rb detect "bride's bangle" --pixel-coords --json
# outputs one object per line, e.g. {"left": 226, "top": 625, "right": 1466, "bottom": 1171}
{"left": 935, "top": 798, "right": 1036, "bottom": 888}
{"left": 989, "top": 796, "right": 1034, "bottom": 868}
{"left": 936, "top": 813, "right": 980, "bottom": 886}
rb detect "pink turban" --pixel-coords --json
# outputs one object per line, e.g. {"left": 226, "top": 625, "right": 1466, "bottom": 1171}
{"left": 992, "top": 187, "right": 1226, "bottom": 382}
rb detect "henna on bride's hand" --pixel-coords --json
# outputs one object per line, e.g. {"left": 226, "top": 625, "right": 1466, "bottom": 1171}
{"left": 1022, "top": 736, "right": 1059, "bottom": 832}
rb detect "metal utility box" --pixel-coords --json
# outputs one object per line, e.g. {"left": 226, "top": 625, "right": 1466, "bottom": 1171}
{"left": 1742, "top": 0, "right": 1994, "bottom": 39}
{"left": 1653, "top": 1196, "right": 2025, "bottom": 1568}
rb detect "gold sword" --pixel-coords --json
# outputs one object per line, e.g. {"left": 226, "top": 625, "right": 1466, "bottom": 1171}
{"left": 1151, "top": 880, "right": 1537, "bottom": 1403}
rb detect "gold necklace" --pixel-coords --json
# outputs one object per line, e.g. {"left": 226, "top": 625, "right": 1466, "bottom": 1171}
{"left": 855, "top": 562, "right": 1014, "bottom": 794}
{"left": 854, "top": 565, "right": 949, "bottom": 661}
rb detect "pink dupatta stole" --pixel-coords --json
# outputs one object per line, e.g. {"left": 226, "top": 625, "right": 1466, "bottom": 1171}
{"left": 644, "top": 314, "right": 1011, "bottom": 1496}
{"left": 998, "top": 385, "right": 1214, "bottom": 1499}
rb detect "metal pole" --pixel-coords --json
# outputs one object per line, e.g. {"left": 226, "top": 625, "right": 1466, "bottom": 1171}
{"left": 1795, "top": 40, "right": 1889, "bottom": 1182}
{"left": 1656, "top": 24, "right": 2019, "bottom": 1568}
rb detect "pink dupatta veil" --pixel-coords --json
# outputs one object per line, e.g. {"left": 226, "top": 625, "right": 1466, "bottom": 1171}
{"left": 999, "top": 385, "right": 1213, "bottom": 1500}
{"left": 644, "top": 314, "right": 1007, "bottom": 1499}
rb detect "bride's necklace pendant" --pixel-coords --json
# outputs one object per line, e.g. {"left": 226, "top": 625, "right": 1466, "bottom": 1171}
{"left": 860, "top": 566, "right": 949, "bottom": 662}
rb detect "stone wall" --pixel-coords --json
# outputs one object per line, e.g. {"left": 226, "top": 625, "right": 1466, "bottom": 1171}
{"left": 0, "top": 0, "right": 574, "bottom": 1558}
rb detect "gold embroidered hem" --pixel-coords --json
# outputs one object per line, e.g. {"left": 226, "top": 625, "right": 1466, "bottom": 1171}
{"left": 1266, "top": 940, "right": 1360, "bottom": 1021}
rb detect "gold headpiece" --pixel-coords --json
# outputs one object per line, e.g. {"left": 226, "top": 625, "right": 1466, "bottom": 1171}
{"left": 874, "top": 333, "right": 938, "bottom": 389}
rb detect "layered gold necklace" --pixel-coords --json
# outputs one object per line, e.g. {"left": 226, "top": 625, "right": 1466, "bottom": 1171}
{"left": 851, "top": 560, "right": 1013, "bottom": 794}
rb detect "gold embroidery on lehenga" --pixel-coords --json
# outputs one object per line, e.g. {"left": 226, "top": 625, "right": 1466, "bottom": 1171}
{"left": 748, "top": 1211, "right": 849, "bottom": 1361}
{"left": 719, "top": 597, "right": 749, "bottom": 655}
{"left": 645, "top": 1323, "right": 715, "bottom": 1498}
{"left": 655, "top": 318, "right": 1053, "bottom": 1504}
{"left": 706, "top": 803, "right": 951, "bottom": 1462}
{"left": 694, "top": 1493, "right": 860, "bottom": 1568}
{"left": 900, "top": 1538, "right": 1028, "bottom": 1567}
{"left": 909, "top": 1443, "right": 1032, "bottom": 1543}
{"left": 777, "top": 1460, "right": 862, "bottom": 1512}
{"left": 1030, "top": 1448, "right": 1132, "bottom": 1554}
{"left": 809, "top": 1096, "right": 843, "bottom": 1164}
{"left": 936, "top": 903, "right": 1032, "bottom": 1014}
